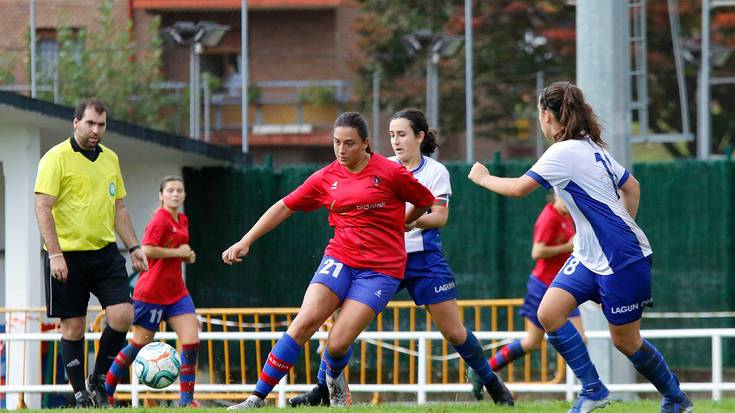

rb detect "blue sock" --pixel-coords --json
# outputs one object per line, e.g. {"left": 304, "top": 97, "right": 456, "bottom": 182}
{"left": 317, "top": 357, "right": 327, "bottom": 385}
{"left": 104, "top": 340, "right": 143, "bottom": 401}
{"left": 324, "top": 346, "right": 353, "bottom": 378}
{"left": 490, "top": 339, "right": 526, "bottom": 371}
{"left": 452, "top": 328, "right": 498, "bottom": 385}
{"left": 547, "top": 321, "right": 601, "bottom": 390}
{"left": 628, "top": 339, "right": 684, "bottom": 401}
{"left": 253, "top": 333, "right": 302, "bottom": 399}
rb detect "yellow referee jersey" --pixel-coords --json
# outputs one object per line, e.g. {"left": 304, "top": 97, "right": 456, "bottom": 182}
{"left": 35, "top": 138, "right": 127, "bottom": 251}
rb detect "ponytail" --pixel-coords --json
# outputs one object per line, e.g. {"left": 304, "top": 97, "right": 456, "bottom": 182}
{"left": 540, "top": 81, "right": 604, "bottom": 147}
{"left": 391, "top": 108, "right": 439, "bottom": 155}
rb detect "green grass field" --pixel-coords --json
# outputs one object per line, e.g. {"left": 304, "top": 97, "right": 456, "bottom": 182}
{"left": 19, "top": 399, "right": 735, "bottom": 412}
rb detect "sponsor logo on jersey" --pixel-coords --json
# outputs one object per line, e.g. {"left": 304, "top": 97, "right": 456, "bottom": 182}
{"left": 331, "top": 181, "right": 339, "bottom": 190}
{"left": 372, "top": 176, "right": 382, "bottom": 186}
{"left": 109, "top": 182, "right": 116, "bottom": 196}
{"left": 434, "top": 281, "right": 456, "bottom": 293}
{"left": 331, "top": 201, "right": 386, "bottom": 213}
{"left": 356, "top": 201, "right": 385, "bottom": 210}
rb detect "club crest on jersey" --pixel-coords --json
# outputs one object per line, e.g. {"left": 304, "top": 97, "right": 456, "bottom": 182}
{"left": 331, "top": 181, "right": 338, "bottom": 190}
{"left": 372, "top": 176, "right": 382, "bottom": 186}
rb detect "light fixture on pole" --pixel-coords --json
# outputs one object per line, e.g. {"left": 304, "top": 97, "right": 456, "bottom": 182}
{"left": 161, "top": 21, "right": 230, "bottom": 140}
{"left": 402, "top": 30, "right": 464, "bottom": 132}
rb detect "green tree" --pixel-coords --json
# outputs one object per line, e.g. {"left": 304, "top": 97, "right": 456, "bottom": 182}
{"left": 55, "top": 0, "right": 178, "bottom": 132}
{"left": 352, "top": 0, "right": 575, "bottom": 159}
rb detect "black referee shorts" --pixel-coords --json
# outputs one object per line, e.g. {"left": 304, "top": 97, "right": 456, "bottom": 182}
{"left": 44, "top": 243, "right": 132, "bottom": 319}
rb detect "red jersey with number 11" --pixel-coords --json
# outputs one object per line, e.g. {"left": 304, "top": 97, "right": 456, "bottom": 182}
{"left": 283, "top": 154, "right": 435, "bottom": 279}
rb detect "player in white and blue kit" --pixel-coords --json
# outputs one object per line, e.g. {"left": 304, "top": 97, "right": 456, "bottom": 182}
{"left": 468, "top": 82, "right": 692, "bottom": 413}
{"left": 288, "top": 109, "right": 513, "bottom": 407}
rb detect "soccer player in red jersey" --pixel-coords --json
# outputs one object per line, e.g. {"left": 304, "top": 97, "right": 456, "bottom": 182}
{"left": 104, "top": 176, "right": 201, "bottom": 407}
{"left": 468, "top": 195, "right": 585, "bottom": 398}
{"left": 222, "top": 112, "right": 435, "bottom": 409}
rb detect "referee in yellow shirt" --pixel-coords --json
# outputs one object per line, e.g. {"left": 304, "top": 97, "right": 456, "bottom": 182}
{"left": 34, "top": 98, "right": 148, "bottom": 408}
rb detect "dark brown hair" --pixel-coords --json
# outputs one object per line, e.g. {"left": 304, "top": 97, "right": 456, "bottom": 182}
{"left": 334, "top": 112, "right": 372, "bottom": 154}
{"left": 539, "top": 81, "right": 604, "bottom": 147}
{"left": 159, "top": 175, "right": 184, "bottom": 193}
{"left": 73, "top": 98, "right": 108, "bottom": 121}
{"left": 391, "top": 108, "right": 439, "bottom": 156}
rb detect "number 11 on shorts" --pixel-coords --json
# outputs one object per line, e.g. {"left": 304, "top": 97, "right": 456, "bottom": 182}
{"left": 318, "top": 258, "right": 344, "bottom": 278}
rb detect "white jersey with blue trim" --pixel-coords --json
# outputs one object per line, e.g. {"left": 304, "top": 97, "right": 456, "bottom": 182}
{"left": 389, "top": 155, "right": 451, "bottom": 253}
{"left": 526, "top": 139, "right": 652, "bottom": 275}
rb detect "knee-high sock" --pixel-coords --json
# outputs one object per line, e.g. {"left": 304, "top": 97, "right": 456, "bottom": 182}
{"left": 490, "top": 339, "right": 526, "bottom": 372}
{"left": 628, "top": 339, "right": 685, "bottom": 401}
{"left": 452, "top": 328, "right": 498, "bottom": 384}
{"left": 104, "top": 340, "right": 144, "bottom": 399}
{"left": 94, "top": 325, "right": 128, "bottom": 376}
{"left": 324, "top": 346, "right": 353, "bottom": 378}
{"left": 547, "top": 321, "right": 601, "bottom": 390}
{"left": 61, "top": 338, "right": 86, "bottom": 394}
{"left": 317, "top": 356, "right": 327, "bottom": 385}
{"left": 179, "top": 343, "right": 199, "bottom": 406}
{"left": 253, "top": 333, "right": 301, "bottom": 399}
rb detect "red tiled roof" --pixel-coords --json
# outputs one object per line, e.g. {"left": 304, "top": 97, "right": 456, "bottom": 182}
{"left": 133, "top": 0, "right": 342, "bottom": 10}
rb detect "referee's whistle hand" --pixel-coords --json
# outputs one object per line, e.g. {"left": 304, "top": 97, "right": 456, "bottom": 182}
{"left": 131, "top": 249, "right": 148, "bottom": 272}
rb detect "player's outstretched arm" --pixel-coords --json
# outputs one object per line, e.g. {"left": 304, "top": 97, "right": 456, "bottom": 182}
{"left": 620, "top": 174, "right": 641, "bottom": 219}
{"left": 468, "top": 162, "right": 539, "bottom": 198}
{"left": 222, "top": 199, "right": 295, "bottom": 265}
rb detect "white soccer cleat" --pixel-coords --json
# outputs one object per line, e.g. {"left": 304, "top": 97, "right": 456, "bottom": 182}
{"left": 326, "top": 372, "right": 351, "bottom": 407}
{"left": 227, "top": 395, "right": 264, "bottom": 410}
{"left": 568, "top": 385, "right": 610, "bottom": 413}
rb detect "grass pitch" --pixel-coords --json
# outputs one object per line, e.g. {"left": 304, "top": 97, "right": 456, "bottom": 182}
{"left": 19, "top": 398, "right": 735, "bottom": 412}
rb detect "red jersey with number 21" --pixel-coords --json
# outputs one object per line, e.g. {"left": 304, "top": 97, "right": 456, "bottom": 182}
{"left": 134, "top": 208, "right": 190, "bottom": 304}
{"left": 283, "top": 154, "right": 435, "bottom": 279}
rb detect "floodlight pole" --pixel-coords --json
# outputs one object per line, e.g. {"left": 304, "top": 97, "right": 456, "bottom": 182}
{"left": 30, "top": 0, "right": 37, "bottom": 98}
{"left": 189, "top": 45, "right": 200, "bottom": 139}
{"left": 426, "top": 51, "right": 439, "bottom": 130}
{"left": 464, "top": 0, "right": 474, "bottom": 163}
{"left": 698, "top": 0, "right": 711, "bottom": 160}
{"left": 372, "top": 69, "right": 381, "bottom": 154}
{"left": 241, "top": 0, "right": 249, "bottom": 154}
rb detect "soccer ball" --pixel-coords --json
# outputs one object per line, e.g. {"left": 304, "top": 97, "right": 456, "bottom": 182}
{"left": 133, "top": 342, "right": 181, "bottom": 389}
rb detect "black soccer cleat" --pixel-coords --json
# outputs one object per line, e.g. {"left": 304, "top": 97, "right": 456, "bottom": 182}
{"left": 74, "top": 391, "right": 94, "bottom": 408}
{"left": 288, "top": 383, "right": 330, "bottom": 407}
{"left": 485, "top": 375, "right": 515, "bottom": 406}
{"left": 86, "top": 374, "right": 111, "bottom": 408}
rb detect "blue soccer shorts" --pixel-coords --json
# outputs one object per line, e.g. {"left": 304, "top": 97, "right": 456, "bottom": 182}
{"left": 400, "top": 250, "right": 458, "bottom": 306}
{"left": 550, "top": 255, "right": 653, "bottom": 325}
{"left": 133, "top": 294, "right": 197, "bottom": 332}
{"left": 310, "top": 255, "right": 401, "bottom": 315}
{"left": 519, "top": 274, "right": 581, "bottom": 329}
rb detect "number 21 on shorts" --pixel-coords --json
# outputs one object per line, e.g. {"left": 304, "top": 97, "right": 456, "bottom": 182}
{"left": 318, "top": 258, "right": 344, "bottom": 278}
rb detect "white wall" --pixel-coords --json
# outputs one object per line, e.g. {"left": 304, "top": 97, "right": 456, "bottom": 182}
{"left": 0, "top": 126, "right": 42, "bottom": 409}
{"left": 0, "top": 162, "right": 5, "bottom": 306}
